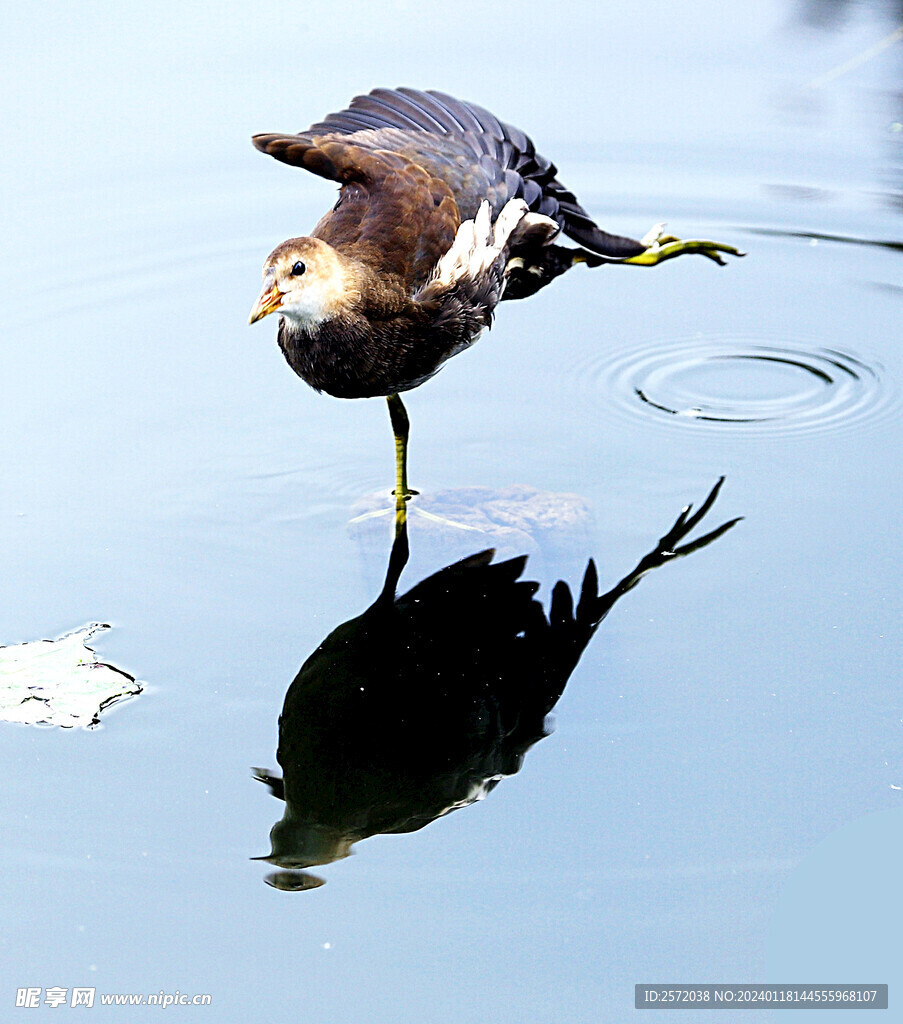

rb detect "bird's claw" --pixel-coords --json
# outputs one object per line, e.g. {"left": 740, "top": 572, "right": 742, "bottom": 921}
{"left": 625, "top": 224, "right": 745, "bottom": 267}
{"left": 653, "top": 477, "right": 742, "bottom": 563}
{"left": 587, "top": 478, "right": 741, "bottom": 622}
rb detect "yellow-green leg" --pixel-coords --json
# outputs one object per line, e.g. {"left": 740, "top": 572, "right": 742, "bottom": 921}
{"left": 622, "top": 223, "right": 744, "bottom": 267}
{"left": 387, "top": 394, "right": 414, "bottom": 534}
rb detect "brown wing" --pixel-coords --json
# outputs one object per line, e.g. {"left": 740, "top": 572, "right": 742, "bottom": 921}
{"left": 253, "top": 88, "right": 647, "bottom": 259}
{"left": 253, "top": 133, "right": 460, "bottom": 292}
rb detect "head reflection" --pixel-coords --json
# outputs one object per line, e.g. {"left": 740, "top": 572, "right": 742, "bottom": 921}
{"left": 254, "top": 480, "right": 739, "bottom": 890}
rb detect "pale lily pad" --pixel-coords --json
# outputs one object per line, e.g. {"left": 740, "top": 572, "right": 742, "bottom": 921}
{"left": 0, "top": 624, "right": 141, "bottom": 729}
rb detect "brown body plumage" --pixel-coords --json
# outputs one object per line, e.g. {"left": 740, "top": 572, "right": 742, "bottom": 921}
{"left": 249, "top": 88, "right": 741, "bottom": 400}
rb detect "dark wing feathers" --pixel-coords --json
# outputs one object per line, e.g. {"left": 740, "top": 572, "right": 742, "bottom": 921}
{"left": 253, "top": 88, "right": 647, "bottom": 259}
{"left": 381, "top": 89, "right": 462, "bottom": 132}
{"left": 308, "top": 140, "right": 459, "bottom": 288}
{"left": 394, "top": 88, "right": 475, "bottom": 134}
{"left": 351, "top": 91, "right": 443, "bottom": 132}
{"left": 315, "top": 110, "right": 389, "bottom": 133}
{"left": 449, "top": 97, "right": 507, "bottom": 140}
{"left": 422, "top": 89, "right": 486, "bottom": 135}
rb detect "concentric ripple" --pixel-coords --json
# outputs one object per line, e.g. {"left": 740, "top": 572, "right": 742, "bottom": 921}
{"left": 573, "top": 336, "right": 893, "bottom": 438}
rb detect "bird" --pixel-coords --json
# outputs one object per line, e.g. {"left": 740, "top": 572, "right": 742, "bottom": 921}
{"left": 248, "top": 88, "right": 743, "bottom": 523}
{"left": 252, "top": 478, "right": 739, "bottom": 889}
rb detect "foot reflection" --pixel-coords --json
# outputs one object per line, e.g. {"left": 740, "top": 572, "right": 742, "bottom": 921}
{"left": 253, "top": 479, "right": 740, "bottom": 890}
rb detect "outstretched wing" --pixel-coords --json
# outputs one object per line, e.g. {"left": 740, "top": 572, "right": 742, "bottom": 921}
{"left": 253, "top": 131, "right": 461, "bottom": 290}
{"left": 252, "top": 87, "right": 646, "bottom": 260}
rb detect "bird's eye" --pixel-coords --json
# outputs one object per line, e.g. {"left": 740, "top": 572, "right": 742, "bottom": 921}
{"left": 291, "top": 261, "right": 306, "bottom": 277}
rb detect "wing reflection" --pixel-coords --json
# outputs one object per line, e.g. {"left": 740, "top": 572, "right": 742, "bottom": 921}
{"left": 254, "top": 480, "right": 740, "bottom": 890}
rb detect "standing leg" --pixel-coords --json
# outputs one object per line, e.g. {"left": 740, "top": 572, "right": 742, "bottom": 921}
{"left": 387, "top": 393, "right": 413, "bottom": 535}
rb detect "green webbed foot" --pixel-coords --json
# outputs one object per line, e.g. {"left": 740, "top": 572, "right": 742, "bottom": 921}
{"left": 622, "top": 223, "right": 745, "bottom": 267}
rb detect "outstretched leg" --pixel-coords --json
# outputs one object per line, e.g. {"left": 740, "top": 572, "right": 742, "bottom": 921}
{"left": 585, "top": 477, "right": 742, "bottom": 628}
{"left": 387, "top": 393, "right": 415, "bottom": 535}
{"left": 546, "top": 478, "right": 741, "bottom": 679}
{"left": 621, "top": 224, "right": 744, "bottom": 267}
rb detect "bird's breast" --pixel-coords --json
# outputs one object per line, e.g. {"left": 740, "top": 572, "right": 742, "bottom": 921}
{"left": 277, "top": 314, "right": 444, "bottom": 399}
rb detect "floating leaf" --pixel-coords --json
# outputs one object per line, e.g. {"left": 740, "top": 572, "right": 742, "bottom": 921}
{"left": 0, "top": 624, "right": 141, "bottom": 728}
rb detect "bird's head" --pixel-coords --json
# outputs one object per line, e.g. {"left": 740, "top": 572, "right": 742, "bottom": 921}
{"left": 249, "top": 237, "right": 357, "bottom": 329}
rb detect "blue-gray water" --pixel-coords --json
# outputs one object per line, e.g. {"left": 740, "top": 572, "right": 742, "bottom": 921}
{"left": 2, "top": 1, "right": 901, "bottom": 1020}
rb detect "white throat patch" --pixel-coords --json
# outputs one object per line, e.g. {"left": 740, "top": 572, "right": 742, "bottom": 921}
{"left": 278, "top": 278, "right": 339, "bottom": 328}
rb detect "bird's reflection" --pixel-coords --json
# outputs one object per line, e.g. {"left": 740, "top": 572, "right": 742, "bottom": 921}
{"left": 254, "top": 480, "right": 739, "bottom": 890}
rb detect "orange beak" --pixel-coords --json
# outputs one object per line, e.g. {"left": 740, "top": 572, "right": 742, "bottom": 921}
{"left": 248, "top": 281, "right": 283, "bottom": 324}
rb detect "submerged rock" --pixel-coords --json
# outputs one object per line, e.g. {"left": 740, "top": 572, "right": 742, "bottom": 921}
{"left": 349, "top": 484, "right": 595, "bottom": 589}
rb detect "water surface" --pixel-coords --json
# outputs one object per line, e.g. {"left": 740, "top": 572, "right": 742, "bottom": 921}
{"left": 1, "top": 1, "right": 901, "bottom": 1020}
